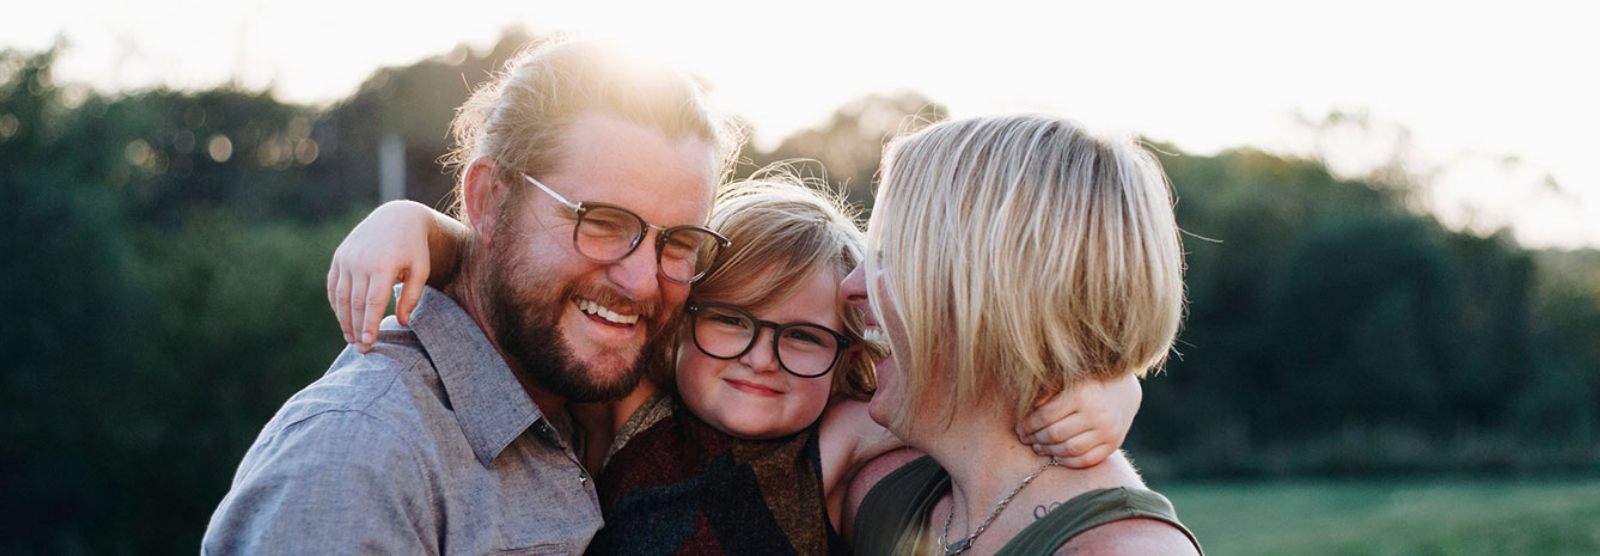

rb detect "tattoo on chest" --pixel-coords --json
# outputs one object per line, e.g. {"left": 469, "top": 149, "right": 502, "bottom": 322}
{"left": 1033, "top": 501, "right": 1066, "bottom": 520}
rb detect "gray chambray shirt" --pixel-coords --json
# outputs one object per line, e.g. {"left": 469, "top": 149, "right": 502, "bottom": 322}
{"left": 203, "top": 287, "right": 602, "bottom": 555}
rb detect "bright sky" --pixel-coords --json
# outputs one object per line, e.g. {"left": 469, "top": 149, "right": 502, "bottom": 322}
{"left": 8, "top": 0, "right": 1598, "bottom": 248}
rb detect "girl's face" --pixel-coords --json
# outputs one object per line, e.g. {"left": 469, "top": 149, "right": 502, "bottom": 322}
{"left": 675, "top": 267, "right": 843, "bottom": 440}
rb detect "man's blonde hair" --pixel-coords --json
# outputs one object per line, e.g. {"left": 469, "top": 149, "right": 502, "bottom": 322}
{"left": 868, "top": 114, "right": 1184, "bottom": 430}
{"left": 445, "top": 38, "right": 736, "bottom": 221}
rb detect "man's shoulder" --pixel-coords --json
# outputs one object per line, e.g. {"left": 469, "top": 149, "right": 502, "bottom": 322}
{"left": 266, "top": 330, "right": 446, "bottom": 448}
{"left": 228, "top": 332, "right": 460, "bottom": 493}
{"left": 247, "top": 405, "right": 424, "bottom": 471}
{"left": 206, "top": 393, "right": 444, "bottom": 554}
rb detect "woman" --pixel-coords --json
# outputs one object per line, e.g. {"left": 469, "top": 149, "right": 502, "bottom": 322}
{"left": 841, "top": 115, "right": 1203, "bottom": 555}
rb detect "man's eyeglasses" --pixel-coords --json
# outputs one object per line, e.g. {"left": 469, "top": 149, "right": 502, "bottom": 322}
{"left": 523, "top": 173, "right": 730, "bottom": 284}
{"left": 687, "top": 302, "right": 856, "bottom": 378}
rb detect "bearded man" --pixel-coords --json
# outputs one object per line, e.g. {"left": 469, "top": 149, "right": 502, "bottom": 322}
{"left": 203, "top": 39, "right": 731, "bottom": 555}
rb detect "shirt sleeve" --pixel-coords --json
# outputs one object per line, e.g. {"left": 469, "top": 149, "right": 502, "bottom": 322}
{"left": 201, "top": 410, "right": 438, "bottom": 555}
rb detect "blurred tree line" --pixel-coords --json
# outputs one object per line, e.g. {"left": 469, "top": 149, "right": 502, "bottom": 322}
{"left": 3, "top": 31, "right": 1599, "bottom": 554}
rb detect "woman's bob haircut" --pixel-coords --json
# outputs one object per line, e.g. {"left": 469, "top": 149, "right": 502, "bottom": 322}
{"left": 867, "top": 114, "right": 1185, "bottom": 431}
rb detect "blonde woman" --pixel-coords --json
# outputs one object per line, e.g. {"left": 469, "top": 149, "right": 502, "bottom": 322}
{"left": 841, "top": 115, "right": 1203, "bottom": 555}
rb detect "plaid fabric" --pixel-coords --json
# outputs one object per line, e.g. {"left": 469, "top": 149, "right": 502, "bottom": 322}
{"left": 588, "top": 396, "right": 848, "bottom": 555}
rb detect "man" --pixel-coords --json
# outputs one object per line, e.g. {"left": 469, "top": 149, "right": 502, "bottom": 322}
{"left": 203, "top": 40, "right": 731, "bottom": 554}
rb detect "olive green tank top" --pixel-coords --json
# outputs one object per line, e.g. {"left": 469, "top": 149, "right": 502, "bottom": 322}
{"left": 851, "top": 456, "right": 1203, "bottom": 556}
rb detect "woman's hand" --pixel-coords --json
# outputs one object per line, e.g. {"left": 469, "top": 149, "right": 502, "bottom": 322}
{"left": 1015, "top": 373, "right": 1142, "bottom": 468}
{"left": 326, "top": 200, "right": 464, "bottom": 353}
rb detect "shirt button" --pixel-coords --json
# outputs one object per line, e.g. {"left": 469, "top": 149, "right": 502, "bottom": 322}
{"left": 578, "top": 475, "right": 588, "bottom": 485}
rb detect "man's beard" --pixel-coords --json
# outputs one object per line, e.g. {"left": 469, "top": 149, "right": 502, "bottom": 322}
{"left": 481, "top": 241, "right": 662, "bottom": 404}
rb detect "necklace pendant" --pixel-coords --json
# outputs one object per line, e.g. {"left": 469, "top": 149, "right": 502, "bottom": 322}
{"left": 945, "top": 537, "right": 973, "bottom": 555}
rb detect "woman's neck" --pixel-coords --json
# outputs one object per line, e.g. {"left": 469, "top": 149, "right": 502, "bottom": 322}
{"left": 916, "top": 407, "right": 1144, "bottom": 555}
{"left": 918, "top": 410, "right": 1049, "bottom": 534}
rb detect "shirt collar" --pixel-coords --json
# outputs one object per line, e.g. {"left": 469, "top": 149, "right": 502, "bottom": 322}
{"left": 408, "top": 286, "right": 551, "bottom": 467}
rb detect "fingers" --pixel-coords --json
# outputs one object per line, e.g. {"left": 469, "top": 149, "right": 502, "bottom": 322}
{"left": 1017, "top": 391, "right": 1076, "bottom": 436}
{"left": 1019, "top": 412, "right": 1091, "bottom": 447}
{"left": 359, "top": 274, "right": 392, "bottom": 353}
{"left": 329, "top": 201, "right": 440, "bottom": 350}
{"left": 328, "top": 260, "right": 346, "bottom": 343}
{"left": 347, "top": 272, "right": 370, "bottom": 351}
{"left": 333, "top": 267, "right": 354, "bottom": 345}
{"left": 394, "top": 257, "right": 429, "bottom": 327}
{"left": 1029, "top": 430, "right": 1101, "bottom": 460}
{"left": 1057, "top": 444, "right": 1116, "bottom": 469}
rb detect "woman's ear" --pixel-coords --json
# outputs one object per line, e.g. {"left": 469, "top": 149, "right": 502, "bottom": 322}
{"left": 460, "top": 156, "right": 505, "bottom": 246}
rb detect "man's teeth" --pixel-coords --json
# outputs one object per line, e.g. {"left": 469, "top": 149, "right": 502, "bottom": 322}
{"left": 578, "top": 299, "right": 639, "bottom": 325}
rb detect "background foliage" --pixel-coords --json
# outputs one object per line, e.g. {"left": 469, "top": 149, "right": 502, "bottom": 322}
{"left": 4, "top": 32, "right": 1598, "bottom": 554}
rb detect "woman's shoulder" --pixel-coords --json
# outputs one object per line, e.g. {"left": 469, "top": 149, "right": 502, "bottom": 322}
{"left": 1055, "top": 516, "right": 1200, "bottom": 555}
{"left": 1016, "top": 487, "right": 1202, "bottom": 556}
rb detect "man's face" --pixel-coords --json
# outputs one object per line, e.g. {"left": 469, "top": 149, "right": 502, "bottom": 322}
{"left": 483, "top": 112, "right": 715, "bottom": 403}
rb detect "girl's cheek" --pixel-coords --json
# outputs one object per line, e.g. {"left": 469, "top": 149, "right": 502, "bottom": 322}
{"left": 797, "top": 379, "right": 834, "bottom": 426}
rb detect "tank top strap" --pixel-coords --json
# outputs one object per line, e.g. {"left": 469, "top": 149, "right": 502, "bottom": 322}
{"left": 852, "top": 458, "right": 1203, "bottom": 556}
{"left": 996, "top": 487, "right": 1203, "bottom": 555}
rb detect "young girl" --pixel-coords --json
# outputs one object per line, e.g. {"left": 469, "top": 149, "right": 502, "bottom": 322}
{"left": 326, "top": 175, "right": 1141, "bottom": 553}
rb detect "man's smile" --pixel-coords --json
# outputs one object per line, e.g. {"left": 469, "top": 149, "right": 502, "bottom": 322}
{"left": 574, "top": 296, "right": 640, "bottom": 326}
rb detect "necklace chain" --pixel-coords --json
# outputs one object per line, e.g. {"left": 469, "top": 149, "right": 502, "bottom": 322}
{"left": 939, "top": 456, "right": 1060, "bottom": 555}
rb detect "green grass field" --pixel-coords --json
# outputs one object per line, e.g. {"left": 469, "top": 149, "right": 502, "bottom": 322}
{"left": 1160, "top": 478, "right": 1600, "bottom": 555}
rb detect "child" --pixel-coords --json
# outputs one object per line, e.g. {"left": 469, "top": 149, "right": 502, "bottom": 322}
{"left": 326, "top": 175, "right": 1141, "bottom": 553}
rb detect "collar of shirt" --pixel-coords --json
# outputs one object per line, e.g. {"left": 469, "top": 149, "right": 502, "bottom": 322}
{"left": 407, "top": 286, "right": 562, "bottom": 468}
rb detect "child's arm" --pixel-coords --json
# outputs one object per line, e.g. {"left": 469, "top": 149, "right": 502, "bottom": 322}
{"left": 1015, "top": 373, "right": 1142, "bottom": 468}
{"left": 818, "top": 373, "right": 1142, "bottom": 528}
{"left": 326, "top": 200, "right": 468, "bottom": 352}
{"left": 818, "top": 399, "right": 898, "bottom": 531}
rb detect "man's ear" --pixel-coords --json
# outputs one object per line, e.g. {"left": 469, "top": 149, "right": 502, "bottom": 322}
{"left": 461, "top": 156, "right": 507, "bottom": 247}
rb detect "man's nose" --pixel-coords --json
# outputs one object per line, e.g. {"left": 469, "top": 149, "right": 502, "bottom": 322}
{"left": 606, "top": 241, "right": 661, "bottom": 300}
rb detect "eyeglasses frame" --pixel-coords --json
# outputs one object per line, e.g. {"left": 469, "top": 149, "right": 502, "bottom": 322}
{"left": 521, "top": 173, "right": 731, "bottom": 284}
{"left": 685, "top": 301, "right": 857, "bottom": 378}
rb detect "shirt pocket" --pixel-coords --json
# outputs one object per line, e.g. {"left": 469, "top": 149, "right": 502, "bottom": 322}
{"left": 492, "top": 471, "right": 599, "bottom": 554}
{"left": 495, "top": 505, "right": 591, "bottom": 555}
{"left": 491, "top": 436, "right": 601, "bottom": 554}
{"left": 494, "top": 543, "right": 569, "bottom": 555}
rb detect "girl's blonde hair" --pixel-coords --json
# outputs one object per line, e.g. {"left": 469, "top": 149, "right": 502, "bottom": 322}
{"left": 868, "top": 114, "right": 1184, "bottom": 430}
{"left": 649, "top": 170, "right": 876, "bottom": 400}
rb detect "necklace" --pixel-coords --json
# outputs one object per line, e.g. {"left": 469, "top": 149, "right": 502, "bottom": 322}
{"left": 939, "top": 456, "right": 1060, "bottom": 555}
